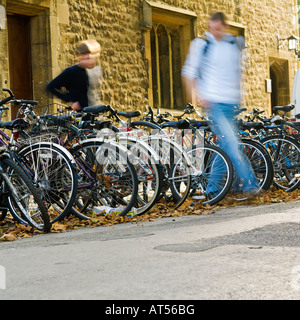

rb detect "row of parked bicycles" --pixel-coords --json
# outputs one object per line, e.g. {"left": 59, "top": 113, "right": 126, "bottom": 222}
{"left": 0, "top": 87, "right": 299, "bottom": 233}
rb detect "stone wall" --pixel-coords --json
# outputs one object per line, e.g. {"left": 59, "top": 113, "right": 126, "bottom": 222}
{"left": 51, "top": 0, "right": 297, "bottom": 114}
{"left": 1, "top": 0, "right": 298, "bottom": 115}
{"left": 54, "top": 0, "right": 149, "bottom": 109}
{"left": 236, "top": 0, "right": 297, "bottom": 111}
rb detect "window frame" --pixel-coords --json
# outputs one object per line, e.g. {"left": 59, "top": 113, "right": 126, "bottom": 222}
{"left": 142, "top": 0, "right": 197, "bottom": 110}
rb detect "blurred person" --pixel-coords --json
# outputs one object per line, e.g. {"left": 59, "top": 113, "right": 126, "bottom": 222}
{"left": 46, "top": 39, "right": 102, "bottom": 111}
{"left": 182, "top": 11, "right": 259, "bottom": 195}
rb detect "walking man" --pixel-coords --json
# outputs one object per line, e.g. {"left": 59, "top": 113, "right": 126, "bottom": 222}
{"left": 182, "top": 12, "right": 259, "bottom": 195}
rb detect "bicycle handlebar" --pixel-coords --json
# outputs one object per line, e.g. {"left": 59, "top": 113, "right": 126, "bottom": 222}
{"left": 2, "top": 88, "right": 14, "bottom": 97}
{"left": 0, "top": 88, "right": 38, "bottom": 109}
{"left": 14, "top": 99, "right": 38, "bottom": 106}
{"left": 0, "top": 88, "right": 15, "bottom": 106}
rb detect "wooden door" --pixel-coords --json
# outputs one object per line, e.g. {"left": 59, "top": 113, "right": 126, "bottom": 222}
{"left": 7, "top": 15, "right": 33, "bottom": 119}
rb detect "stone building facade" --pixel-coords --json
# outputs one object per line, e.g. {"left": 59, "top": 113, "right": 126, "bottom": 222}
{"left": 0, "top": 0, "right": 298, "bottom": 119}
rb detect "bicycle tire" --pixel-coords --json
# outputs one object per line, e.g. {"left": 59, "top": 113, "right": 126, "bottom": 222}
{"left": 186, "top": 143, "right": 234, "bottom": 206}
{"left": 70, "top": 139, "right": 138, "bottom": 218}
{"left": 229, "top": 138, "right": 273, "bottom": 200}
{"left": 143, "top": 135, "right": 192, "bottom": 207}
{"left": 74, "top": 128, "right": 163, "bottom": 215}
{"left": 0, "top": 211, "right": 6, "bottom": 221}
{"left": 260, "top": 135, "right": 300, "bottom": 192}
{"left": 118, "top": 137, "right": 163, "bottom": 215}
{"left": 17, "top": 142, "right": 78, "bottom": 223}
{"left": 3, "top": 157, "right": 51, "bottom": 232}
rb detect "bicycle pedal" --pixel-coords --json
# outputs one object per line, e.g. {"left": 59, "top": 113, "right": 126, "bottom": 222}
{"left": 164, "top": 195, "right": 173, "bottom": 202}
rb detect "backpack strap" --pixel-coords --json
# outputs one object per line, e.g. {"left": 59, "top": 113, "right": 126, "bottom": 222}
{"left": 198, "top": 36, "right": 210, "bottom": 57}
{"left": 200, "top": 34, "right": 244, "bottom": 58}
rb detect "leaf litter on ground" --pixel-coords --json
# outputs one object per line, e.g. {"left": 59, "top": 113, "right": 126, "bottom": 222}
{"left": 1, "top": 187, "right": 300, "bottom": 241}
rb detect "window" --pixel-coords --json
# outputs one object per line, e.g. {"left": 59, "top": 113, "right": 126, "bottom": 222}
{"left": 227, "top": 22, "right": 245, "bottom": 37}
{"left": 150, "top": 24, "right": 184, "bottom": 109}
{"left": 142, "top": 1, "right": 196, "bottom": 110}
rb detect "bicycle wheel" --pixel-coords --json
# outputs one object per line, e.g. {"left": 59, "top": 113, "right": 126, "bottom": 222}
{"left": 17, "top": 142, "right": 78, "bottom": 223}
{"left": 118, "top": 137, "right": 163, "bottom": 215}
{"left": 70, "top": 139, "right": 138, "bottom": 218}
{"left": 261, "top": 135, "right": 300, "bottom": 191}
{"left": 229, "top": 138, "right": 273, "bottom": 200}
{"left": 144, "top": 135, "right": 192, "bottom": 207}
{"left": 75, "top": 128, "right": 163, "bottom": 216}
{"left": 2, "top": 157, "right": 51, "bottom": 232}
{"left": 186, "top": 143, "right": 234, "bottom": 206}
{"left": 0, "top": 191, "right": 7, "bottom": 221}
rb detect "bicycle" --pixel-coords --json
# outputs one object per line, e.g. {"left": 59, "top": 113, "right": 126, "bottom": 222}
{"left": 239, "top": 107, "right": 300, "bottom": 192}
{"left": 86, "top": 106, "right": 192, "bottom": 208}
{"left": 0, "top": 144, "right": 51, "bottom": 232}
{"left": 18, "top": 103, "right": 140, "bottom": 218}
{"left": 24, "top": 104, "right": 192, "bottom": 214}
{"left": 149, "top": 104, "right": 273, "bottom": 202}
{"left": 0, "top": 89, "right": 78, "bottom": 223}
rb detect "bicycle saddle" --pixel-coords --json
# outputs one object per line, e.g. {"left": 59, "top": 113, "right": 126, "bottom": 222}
{"left": 0, "top": 118, "right": 30, "bottom": 130}
{"left": 239, "top": 121, "right": 264, "bottom": 130}
{"left": 82, "top": 105, "right": 110, "bottom": 114}
{"left": 80, "top": 120, "right": 113, "bottom": 130}
{"left": 161, "top": 119, "right": 191, "bottom": 129}
{"left": 189, "top": 119, "right": 211, "bottom": 128}
{"left": 273, "top": 104, "right": 295, "bottom": 113}
{"left": 117, "top": 111, "right": 141, "bottom": 118}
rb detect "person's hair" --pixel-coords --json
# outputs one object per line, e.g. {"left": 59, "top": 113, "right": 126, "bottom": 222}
{"left": 209, "top": 12, "right": 227, "bottom": 25}
{"left": 76, "top": 39, "right": 101, "bottom": 55}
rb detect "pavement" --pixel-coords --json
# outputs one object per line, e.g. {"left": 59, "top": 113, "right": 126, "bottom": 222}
{"left": 1, "top": 200, "right": 300, "bottom": 300}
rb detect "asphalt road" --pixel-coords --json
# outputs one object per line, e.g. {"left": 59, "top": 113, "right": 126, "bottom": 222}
{"left": 1, "top": 200, "right": 300, "bottom": 300}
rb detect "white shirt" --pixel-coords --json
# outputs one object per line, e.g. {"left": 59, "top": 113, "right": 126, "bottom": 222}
{"left": 182, "top": 32, "right": 245, "bottom": 104}
{"left": 86, "top": 65, "right": 103, "bottom": 106}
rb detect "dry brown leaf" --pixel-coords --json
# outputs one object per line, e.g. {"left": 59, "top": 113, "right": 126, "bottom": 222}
{"left": 52, "top": 223, "right": 67, "bottom": 231}
{"left": 1, "top": 233, "right": 16, "bottom": 241}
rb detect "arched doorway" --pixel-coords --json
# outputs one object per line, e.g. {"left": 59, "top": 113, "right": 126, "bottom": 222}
{"left": 269, "top": 58, "right": 290, "bottom": 115}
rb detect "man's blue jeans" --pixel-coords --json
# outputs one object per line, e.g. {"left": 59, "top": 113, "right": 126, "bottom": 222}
{"left": 207, "top": 103, "right": 259, "bottom": 193}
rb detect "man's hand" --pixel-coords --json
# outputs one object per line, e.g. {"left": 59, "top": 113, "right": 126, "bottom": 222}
{"left": 196, "top": 96, "right": 209, "bottom": 109}
{"left": 70, "top": 101, "right": 81, "bottom": 111}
